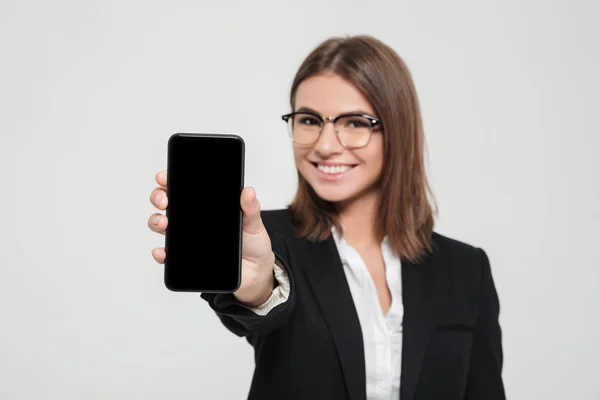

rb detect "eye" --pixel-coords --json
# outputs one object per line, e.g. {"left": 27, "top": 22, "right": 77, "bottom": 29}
{"left": 297, "top": 115, "right": 321, "bottom": 126}
{"left": 345, "top": 117, "right": 370, "bottom": 129}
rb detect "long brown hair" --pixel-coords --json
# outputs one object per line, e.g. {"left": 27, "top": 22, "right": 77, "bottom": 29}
{"left": 288, "top": 35, "right": 437, "bottom": 262}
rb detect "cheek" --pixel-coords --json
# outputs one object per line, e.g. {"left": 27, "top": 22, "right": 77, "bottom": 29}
{"left": 360, "top": 139, "right": 385, "bottom": 176}
{"left": 294, "top": 148, "right": 309, "bottom": 177}
{"left": 293, "top": 147, "right": 310, "bottom": 171}
{"left": 293, "top": 147, "right": 303, "bottom": 164}
{"left": 364, "top": 157, "right": 384, "bottom": 183}
{"left": 374, "top": 152, "right": 384, "bottom": 174}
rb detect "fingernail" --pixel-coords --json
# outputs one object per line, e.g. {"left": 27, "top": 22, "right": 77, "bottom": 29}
{"left": 250, "top": 189, "right": 256, "bottom": 202}
{"left": 153, "top": 215, "right": 161, "bottom": 225}
{"left": 155, "top": 194, "right": 164, "bottom": 207}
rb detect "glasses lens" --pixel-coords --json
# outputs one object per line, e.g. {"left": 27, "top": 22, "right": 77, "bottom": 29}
{"left": 336, "top": 116, "right": 372, "bottom": 148}
{"left": 288, "top": 113, "right": 321, "bottom": 145}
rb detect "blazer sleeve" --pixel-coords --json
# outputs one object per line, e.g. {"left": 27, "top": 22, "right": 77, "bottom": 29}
{"left": 465, "top": 248, "right": 506, "bottom": 399}
{"left": 199, "top": 232, "right": 295, "bottom": 337}
{"left": 244, "top": 262, "right": 290, "bottom": 316}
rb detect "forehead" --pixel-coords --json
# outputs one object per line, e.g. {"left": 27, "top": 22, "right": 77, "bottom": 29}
{"left": 294, "top": 74, "right": 376, "bottom": 116}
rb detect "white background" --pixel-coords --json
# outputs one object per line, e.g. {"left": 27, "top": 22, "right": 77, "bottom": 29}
{"left": 1, "top": 0, "right": 599, "bottom": 398}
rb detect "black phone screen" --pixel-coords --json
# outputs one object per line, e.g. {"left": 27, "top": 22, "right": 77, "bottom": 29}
{"left": 164, "top": 133, "right": 244, "bottom": 293}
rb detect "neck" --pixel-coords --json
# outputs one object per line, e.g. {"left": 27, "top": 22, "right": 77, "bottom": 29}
{"left": 336, "top": 189, "right": 380, "bottom": 247}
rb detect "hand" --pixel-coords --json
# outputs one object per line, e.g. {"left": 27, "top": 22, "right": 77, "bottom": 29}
{"left": 148, "top": 170, "right": 276, "bottom": 306}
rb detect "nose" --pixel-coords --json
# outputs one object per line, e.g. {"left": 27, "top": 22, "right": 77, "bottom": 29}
{"left": 313, "top": 120, "right": 344, "bottom": 156}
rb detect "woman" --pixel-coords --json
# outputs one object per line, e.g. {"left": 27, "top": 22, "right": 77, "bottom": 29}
{"left": 148, "top": 35, "right": 505, "bottom": 400}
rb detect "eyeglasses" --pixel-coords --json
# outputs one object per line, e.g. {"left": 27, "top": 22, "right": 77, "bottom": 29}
{"left": 281, "top": 111, "right": 382, "bottom": 149}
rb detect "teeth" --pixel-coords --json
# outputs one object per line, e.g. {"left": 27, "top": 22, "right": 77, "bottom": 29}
{"left": 317, "top": 164, "right": 353, "bottom": 174}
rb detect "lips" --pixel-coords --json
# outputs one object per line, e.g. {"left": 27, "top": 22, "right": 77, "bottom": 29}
{"left": 310, "top": 161, "right": 358, "bottom": 168}
{"left": 309, "top": 161, "right": 357, "bottom": 181}
{"left": 316, "top": 164, "right": 354, "bottom": 174}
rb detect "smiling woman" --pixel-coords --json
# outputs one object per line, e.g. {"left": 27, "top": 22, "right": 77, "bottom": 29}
{"left": 286, "top": 39, "right": 435, "bottom": 262}
{"left": 291, "top": 74, "right": 386, "bottom": 203}
{"left": 149, "top": 34, "right": 505, "bottom": 400}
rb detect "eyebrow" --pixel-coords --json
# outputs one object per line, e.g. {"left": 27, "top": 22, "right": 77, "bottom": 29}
{"left": 295, "top": 106, "right": 376, "bottom": 117}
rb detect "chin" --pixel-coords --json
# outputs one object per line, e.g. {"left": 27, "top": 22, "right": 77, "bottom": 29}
{"left": 312, "top": 187, "right": 353, "bottom": 203}
{"left": 303, "top": 177, "right": 360, "bottom": 204}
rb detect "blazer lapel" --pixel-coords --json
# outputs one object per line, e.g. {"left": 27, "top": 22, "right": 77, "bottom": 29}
{"left": 400, "top": 249, "right": 438, "bottom": 400}
{"left": 302, "top": 235, "right": 367, "bottom": 400}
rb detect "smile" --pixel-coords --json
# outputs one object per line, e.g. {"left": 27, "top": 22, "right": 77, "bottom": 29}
{"left": 317, "top": 164, "right": 354, "bottom": 174}
{"left": 310, "top": 162, "right": 357, "bottom": 181}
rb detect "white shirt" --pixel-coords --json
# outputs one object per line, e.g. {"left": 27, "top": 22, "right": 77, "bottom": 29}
{"left": 246, "top": 226, "right": 404, "bottom": 400}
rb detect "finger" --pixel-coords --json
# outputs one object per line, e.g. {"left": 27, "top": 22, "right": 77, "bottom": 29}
{"left": 156, "top": 170, "right": 167, "bottom": 188}
{"left": 148, "top": 213, "right": 168, "bottom": 234}
{"left": 150, "top": 187, "right": 168, "bottom": 210}
{"left": 241, "top": 186, "right": 265, "bottom": 235}
{"left": 152, "top": 247, "right": 166, "bottom": 264}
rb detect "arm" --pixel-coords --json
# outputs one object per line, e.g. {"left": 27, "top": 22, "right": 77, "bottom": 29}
{"left": 465, "top": 248, "right": 506, "bottom": 399}
{"left": 242, "top": 261, "right": 290, "bottom": 316}
{"left": 200, "top": 232, "right": 295, "bottom": 337}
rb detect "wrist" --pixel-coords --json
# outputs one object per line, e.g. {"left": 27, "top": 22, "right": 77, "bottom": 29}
{"left": 240, "top": 276, "right": 275, "bottom": 307}
{"left": 234, "top": 254, "right": 276, "bottom": 307}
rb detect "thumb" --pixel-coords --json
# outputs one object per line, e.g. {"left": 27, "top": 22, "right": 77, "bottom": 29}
{"left": 241, "top": 186, "right": 265, "bottom": 235}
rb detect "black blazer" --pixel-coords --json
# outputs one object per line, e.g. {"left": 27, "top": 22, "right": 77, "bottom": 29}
{"left": 201, "top": 209, "right": 505, "bottom": 400}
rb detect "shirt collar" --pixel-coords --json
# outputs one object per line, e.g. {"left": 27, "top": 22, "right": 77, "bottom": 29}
{"left": 331, "top": 224, "right": 391, "bottom": 252}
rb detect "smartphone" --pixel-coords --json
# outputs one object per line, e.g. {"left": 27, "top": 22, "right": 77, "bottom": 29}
{"left": 164, "top": 133, "right": 244, "bottom": 293}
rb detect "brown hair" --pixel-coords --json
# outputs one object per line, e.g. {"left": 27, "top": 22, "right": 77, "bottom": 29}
{"left": 288, "top": 35, "right": 437, "bottom": 262}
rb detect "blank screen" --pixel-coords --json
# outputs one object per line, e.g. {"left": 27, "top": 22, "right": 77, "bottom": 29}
{"left": 164, "top": 133, "right": 244, "bottom": 292}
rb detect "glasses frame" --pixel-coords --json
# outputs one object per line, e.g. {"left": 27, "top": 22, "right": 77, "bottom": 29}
{"left": 281, "top": 111, "right": 382, "bottom": 149}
